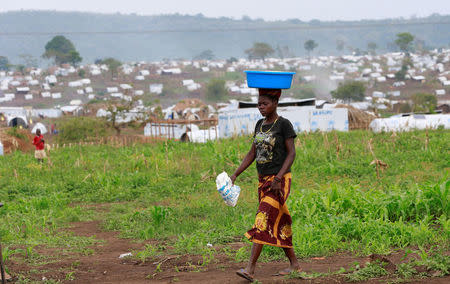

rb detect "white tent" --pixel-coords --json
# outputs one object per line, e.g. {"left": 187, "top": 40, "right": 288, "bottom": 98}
{"left": 31, "top": 122, "right": 48, "bottom": 134}
{"left": 369, "top": 114, "right": 450, "bottom": 132}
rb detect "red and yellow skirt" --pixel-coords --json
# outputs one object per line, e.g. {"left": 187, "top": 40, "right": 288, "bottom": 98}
{"left": 245, "top": 172, "right": 293, "bottom": 248}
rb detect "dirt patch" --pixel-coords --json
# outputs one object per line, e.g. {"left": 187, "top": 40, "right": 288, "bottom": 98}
{"left": 5, "top": 220, "right": 450, "bottom": 283}
{"left": 0, "top": 127, "right": 34, "bottom": 154}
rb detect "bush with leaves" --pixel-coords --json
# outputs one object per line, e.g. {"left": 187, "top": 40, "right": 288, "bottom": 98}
{"left": 56, "top": 117, "right": 110, "bottom": 143}
{"left": 206, "top": 78, "right": 228, "bottom": 101}
{"left": 331, "top": 81, "right": 366, "bottom": 102}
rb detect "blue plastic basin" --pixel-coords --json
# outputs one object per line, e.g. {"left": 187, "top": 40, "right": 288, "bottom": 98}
{"left": 245, "top": 70, "right": 295, "bottom": 89}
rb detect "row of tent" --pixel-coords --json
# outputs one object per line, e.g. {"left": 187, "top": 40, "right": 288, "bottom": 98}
{"left": 369, "top": 114, "right": 450, "bottom": 132}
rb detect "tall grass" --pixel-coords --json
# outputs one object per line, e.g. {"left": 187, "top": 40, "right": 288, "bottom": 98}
{"left": 0, "top": 130, "right": 448, "bottom": 259}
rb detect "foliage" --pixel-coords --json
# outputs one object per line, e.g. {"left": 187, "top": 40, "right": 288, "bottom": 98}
{"left": 245, "top": 42, "right": 274, "bottom": 60}
{"left": 205, "top": 78, "right": 228, "bottom": 101}
{"left": 0, "top": 130, "right": 448, "bottom": 266}
{"left": 55, "top": 117, "right": 110, "bottom": 143}
{"left": 367, "top": 42, "right": 377, "bottom": 55}
{"left": 395, "top": 64, "right": 408, "bottom": 80}
{"left": 304, "top": 39, "right": 318, "bottom": 56}
{"left": 293, "top": 85, "right": 316, "bottom": 99}
{"left": 15, "top": 64, "right": 26, "bottom": 75}
{"left": 78, "top": 69, "right": 86, "bottom": 78}
{"left": 226, "top": 57, "right": 238, "bottom": 64}
{"left": 19, "top": 54, "right": 38, "bottom": 68}
{"left": 346, "top": 261, "right": 388, "bottom": 282}
{"left": 276, "top": 45, "right": 293, "bottom": 59}
{"left": 331, "top": 81, "right": 366, "bottom": 102}
{"left": 395, "top": 32, "right": 415, "bottom": 53}
{"left": 42, "top": 35, "right": 82, "bottom": 65}
{"left": 411, "top": 93, "right": 437, "bottom": 112}
{"left": 99, "top": 58, "right": 122, "bottom": 77}
{"left": 193, "top": 50, "right": 215, "bottom": 60}
{"left": 105, "top": 98, "right": 139, "bottom": 136}
{"left": 0, "top": 56, "right": 10, "bottom": 70}
{"left": 6, "top": 127, "right": 27, "bottom": 140}
{"left": 397, "top": 103, "right": 412, "bottom": 113}
{"left": 336, "top": 39, "right": 345, "bottom": 51}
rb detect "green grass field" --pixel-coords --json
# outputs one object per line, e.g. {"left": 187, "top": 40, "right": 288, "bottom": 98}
{"left": 0, "top": 130, "right": 449, "bottom": 281}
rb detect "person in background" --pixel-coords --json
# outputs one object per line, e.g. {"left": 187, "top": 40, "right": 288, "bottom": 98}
{"left": 51, "top": 124, "right": 55, "bottom": 135}
{"left": 32, "top": 129, "right": 46, "bottom": 163}
{"left": 232, "top": 88, "right": 300, "bottom": 282}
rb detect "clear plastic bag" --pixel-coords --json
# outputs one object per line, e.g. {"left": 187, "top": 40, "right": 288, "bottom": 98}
{"left": 216, "top": 172, "right": 241, "bottom": 207}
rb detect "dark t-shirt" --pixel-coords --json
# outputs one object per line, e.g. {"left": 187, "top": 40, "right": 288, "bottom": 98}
{"left": 253, "top": 116, "right": 297, "bottom": 175}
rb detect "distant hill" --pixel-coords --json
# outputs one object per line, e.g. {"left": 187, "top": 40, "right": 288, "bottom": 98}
{"left": 1, "top": 11, "right": 450, "bottom": 65}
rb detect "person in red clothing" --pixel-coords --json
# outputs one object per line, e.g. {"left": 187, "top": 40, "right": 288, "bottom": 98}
{"left": 32, "top": 129, "right": 46, "bottom": 163}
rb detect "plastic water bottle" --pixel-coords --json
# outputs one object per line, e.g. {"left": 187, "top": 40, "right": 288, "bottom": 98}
{"left": 216, "top": 172, "right": 241, "bottom": 207}
{"left": 0, "top": 141, "right": 3, "bottom": 156}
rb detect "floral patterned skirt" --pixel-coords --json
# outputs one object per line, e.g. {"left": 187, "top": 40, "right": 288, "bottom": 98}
{"left": 245, "top": 172, "right": 293, "bottom": 248}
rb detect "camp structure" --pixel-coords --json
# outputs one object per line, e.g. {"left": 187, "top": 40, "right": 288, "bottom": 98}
{"left": 369, "top": 114, "right": 450, "bottom": 132}
{"left": 7, "top": 116, "right": 28, "bottom": 128}
{"left": 218, "top": 99, "right": 348, "bottom": 138}
{"left": 31, "top": 122, "right": 48, "bottom": 134}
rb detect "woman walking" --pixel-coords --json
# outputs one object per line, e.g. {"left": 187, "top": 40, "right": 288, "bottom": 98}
{"left": 232, "top": 88, "right": 300, "bottom": 281}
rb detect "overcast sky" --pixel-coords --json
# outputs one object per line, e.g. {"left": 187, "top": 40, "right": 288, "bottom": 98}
{"left": 1, "top": 0, "right": 449, "bottom": 21}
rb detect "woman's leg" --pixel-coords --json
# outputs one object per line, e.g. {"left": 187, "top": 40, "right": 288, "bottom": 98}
{"left": 282, "top": 247, "right": 300, "bottom": 270}
{"left": 245, "top": 243, "right": 264, "bottom": 275}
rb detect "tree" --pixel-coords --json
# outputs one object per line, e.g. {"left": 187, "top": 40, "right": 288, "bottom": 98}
{"left": 16, "top": 64, "right": 26, "bottom": 75}
{"left": 395, "top": 32, "right": 415, "bottom": 54}
{"left": 336, "top": 39, "right": 345, "bottom": 52}
{"left": 276, "top": 45, "right": 292, "bottom": 59}
{"left": 395, "top": 64, "right": 408, "bottom": 80}
{"left": 42, "top": 35, "right": 82, "bottom": 65}
{"left": 304, "top": 40, "right": 318, "bottom": 58}
{"left": 226, "top": 57, "right": 238, "bottom": 64}
{"left": 206, "top": 79, "right": 228, "bottom": 101}
{"left": 68, "top": 50, "right": 82, "bottom": 66}
{"left": 367, "top": 42, "right": 377, "bottom": 55}
{"left": 0, "top": 56, "right": 10, "bottom": 71}
{"left": 193, "top": 49, "right": 215, "bottom": 60}
{"left": 105, "top": 97, "right": 141, "bottom": 136}
{"left": 245, "top": 42, "right": 274, "bottom": 60}
{"left": 411, "top": 93, "right": 437, "bottom": 112}
{"left": 19, "top": 54, "right": 38, "bottom": 67}
{"left": 100, "top": 57, "right": 122, "bottom": 77}
{"left": 331, "top": 81, "right": 366, "bottom": 103}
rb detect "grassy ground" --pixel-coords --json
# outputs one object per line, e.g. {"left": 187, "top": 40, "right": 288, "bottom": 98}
{"left": 0, "top": 130, "right": 449, "bottom": 282}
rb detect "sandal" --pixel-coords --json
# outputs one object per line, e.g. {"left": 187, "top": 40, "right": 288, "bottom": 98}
{"left": 236, "top": 268, "right": 254, "bottom": 282}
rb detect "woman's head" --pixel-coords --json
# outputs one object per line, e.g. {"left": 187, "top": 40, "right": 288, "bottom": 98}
{"left": 258, "top": 88, "right": 281, "bottom": 102}
{"left": 36, "top": 129, "right": 41, "bottom": 136}
{"left": 257, "top": 89, "right": 281, "bottom": 117}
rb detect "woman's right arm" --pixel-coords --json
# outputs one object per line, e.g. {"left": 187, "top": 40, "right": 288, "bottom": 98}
{"left": 230, "top": 143, "right": 256, "bottom": 184}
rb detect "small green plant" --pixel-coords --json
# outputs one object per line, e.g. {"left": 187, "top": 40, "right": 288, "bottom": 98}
{"left": 151, "top": 206, "right": 169, "bottom": 226}
{"left": 6, "top": 127, "right": 27, "bottom": 140}
{"left": 135, "top": 244, "right": 160, "bottom": 263}
{"left": 65, "top": 271, "right": 75, "bottom": 281}
{"left": 416, "top": 250, "right": 450, "bottom": 276}
{"left": 155, "top": 262, "right": 162, "bottom": 273}
{"left": 346, "top": 261, "right": 389, "bottom": 282}
{"left": 395, "top": 262, "right": 417, "bottom": 278}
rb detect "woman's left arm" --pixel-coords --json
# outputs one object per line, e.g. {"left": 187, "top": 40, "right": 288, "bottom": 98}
{"left": 271, "top": 138, "right": 296, "bottom": 191}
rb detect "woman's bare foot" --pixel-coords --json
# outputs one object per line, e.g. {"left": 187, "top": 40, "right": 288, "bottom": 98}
{"left": 276, "top": 265, "right": 301, "bottom": 276}
{"left": 236, "top": 268, "right": 254, "bottom": 281}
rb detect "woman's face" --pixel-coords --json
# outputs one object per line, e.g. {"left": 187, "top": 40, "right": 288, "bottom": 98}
{"left": 257, "top": 95, "right": 277, "bottom": 117}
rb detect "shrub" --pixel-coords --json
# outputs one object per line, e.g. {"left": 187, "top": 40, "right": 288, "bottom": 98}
{"left": 56, "top": 117, "right": 111, "bottom": 143}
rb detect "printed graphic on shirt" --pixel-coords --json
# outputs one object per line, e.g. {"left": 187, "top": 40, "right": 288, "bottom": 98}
{"left": 254, "top": 131, "right": 276, "bottom": 164}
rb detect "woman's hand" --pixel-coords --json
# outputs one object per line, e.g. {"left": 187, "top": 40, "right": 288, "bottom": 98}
{"left": 230, "top": 174, "right": 237, "bottom": 185}
{"left": 271, "top": 177, "right": 283, "bottom": 198}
